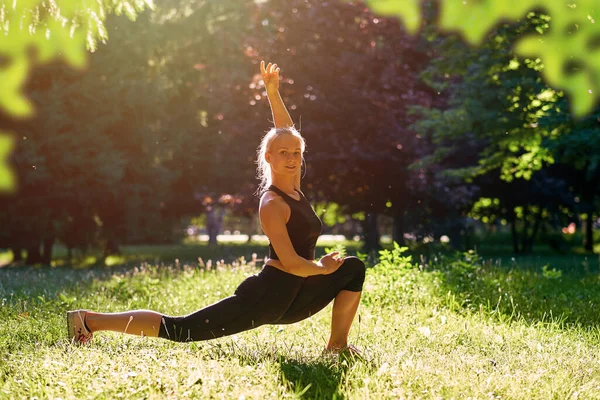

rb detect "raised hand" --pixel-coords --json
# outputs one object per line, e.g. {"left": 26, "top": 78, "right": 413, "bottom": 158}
{"left": 260, "top": 60, "right": 280, "bottom": 92}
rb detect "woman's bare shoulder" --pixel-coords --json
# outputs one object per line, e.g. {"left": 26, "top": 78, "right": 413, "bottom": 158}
{"left": 259, "top": 191, "right": 290, "bottom": 219}
{"left": 260, "top": 191, "right": 283, "bottom": 208}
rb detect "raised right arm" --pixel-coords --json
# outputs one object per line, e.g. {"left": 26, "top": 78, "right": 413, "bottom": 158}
{"left": 261, "top": 61, "right": 294, "bottom": 129}
{"left": 259, "top": 196, "right": 342, "bottom": 277}
{"left": 260, "top": 61, "right": 301, "bottom": 190}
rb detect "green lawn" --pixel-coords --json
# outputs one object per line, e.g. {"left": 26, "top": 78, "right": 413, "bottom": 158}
{"left": 0, "top": 239, "right": 363, "bottom": 268}
{"left": 1, "top": 248, "right": 600, "bottom": 398}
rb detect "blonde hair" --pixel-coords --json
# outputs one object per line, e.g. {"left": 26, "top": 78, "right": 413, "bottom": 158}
{"left": 256, "top": 127, "right": 306, "bottom": 196}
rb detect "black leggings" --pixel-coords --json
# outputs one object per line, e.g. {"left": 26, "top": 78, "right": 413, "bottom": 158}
{"left": 158, "top": 257, "right": 366, "bottom": 342}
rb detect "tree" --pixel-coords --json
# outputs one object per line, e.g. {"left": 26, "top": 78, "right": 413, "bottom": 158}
{"left": 0, "top": 0, "right": 153, "bottom": 193}
{"left": 367, "top": 0, "right": 600, "bottom": 117}
{"left": 0, "top": 0, "right": 262, "bottom": 262}
{"left": 410, "top": 15, "right": 575, "bottom": 253}
{"left": 237, "top": 0, "right": 440, "bottom": 252}
{"left": 541, "top": 105, "right": 600, "bottom": 252}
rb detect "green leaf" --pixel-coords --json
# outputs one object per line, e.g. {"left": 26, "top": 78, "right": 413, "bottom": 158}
{"left": 0, "top": 57, "right": 32, "bottom": 117}
{"left": 365, "top": 0, "right": 421, "bottom": 33}
{"left": 0, "top": 0, "right": 154, "bottom": 190}
{"left": 439, "top": 0, "right": 538, "bottom": 44}
{"left": 62, "top": 30, "right": 88, "bottom": 68}
{"left": 513, "top": 3, "right": 600, "bottom": 116}
{"left": 366, "top": 0, "right": 600, "bottom": 116}
{"left": 142, "top": 0, "right": 155, "bottom": 10}
{"left": 44, "top": 19, "right": 88, "bottom": 68}
{"left": 0, "top": 132, "right": 15, "bottom": 192}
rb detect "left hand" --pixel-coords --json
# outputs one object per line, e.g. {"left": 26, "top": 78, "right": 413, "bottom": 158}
{"left": 260, "top": 60, "right": 280, "bottom": 92}
{"left": 319, "top": 252, "right": 345, "bottom": 274}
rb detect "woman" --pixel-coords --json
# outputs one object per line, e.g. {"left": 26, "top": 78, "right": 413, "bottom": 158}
{"left": 67, "top": 61, "right": 366, "bottom": 354}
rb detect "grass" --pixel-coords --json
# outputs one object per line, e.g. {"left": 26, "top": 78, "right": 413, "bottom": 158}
{"left": 1, "top": 247, "right": 600, "bottom": 398}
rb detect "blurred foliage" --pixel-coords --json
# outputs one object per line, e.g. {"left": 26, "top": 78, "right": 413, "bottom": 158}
{"left": 368, "top": 0, "right": 600, "bottom": 116}
{"left": 407, "top": 7, "right": 600, "bottom": 255}
{"left": 0, "top": 0, "right": 261, "bottom": 263}
{"left": 1, "top": 0, "right": 599, "bottom": 262}
{"left": 0, "top": 132, "right": 14, "bottom": 191}
{"left": 0, "top": 0, "right": 153, "bottom": 192}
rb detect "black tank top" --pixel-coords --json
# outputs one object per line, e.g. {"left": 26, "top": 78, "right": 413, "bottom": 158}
{"left": 267, "top": 185, "right": 323, "bottom": 261}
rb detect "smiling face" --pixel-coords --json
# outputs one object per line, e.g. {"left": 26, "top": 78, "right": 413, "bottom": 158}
{"left": 265, "top": 133, "right": 303, "bottom": 177}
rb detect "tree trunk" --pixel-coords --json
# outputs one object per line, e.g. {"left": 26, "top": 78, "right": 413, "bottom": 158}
{"left": 583, "top": 162, "right": 600, "bottom": 252}
{"left": 392, "top": 211, "right": 405, "bottom": 246}
{"left": 508, "top": 208, "right": 520, "bottom": 254}
{"left": 103, "top": 238, "right": 121, "bottom": 257}
{"left": 362, "top": 213, "right": 381, "bottom": 254}
{"left": 206, "top": 207, "right": 225, "bottom": 246}
{"left": 447, "top": 218, "right": 465, "bottom": 250}
{"left": 521, "top": 205, "right": 530, "bottom": 253}
{"left": 584, "top": 213, "right": 594, "bottom": 252}
{"left": 524, "top": 209, "right": 543, "bottom": 253}
{"left": 246, "top": 214, "right": 259, "bottom": 243}
{"left": 11, "top": 247, "right": 23, "bottom": 262}
{"left": 40, "top": 236, "right": 54, "bottom": 265}
{"left": 26, "top": 244, "right": 42, "bottom": 265}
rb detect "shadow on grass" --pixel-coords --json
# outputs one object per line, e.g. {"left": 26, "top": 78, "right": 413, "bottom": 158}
{"left": 430, "top": 252, "right": 600, "bottom": 328}
{"left": 1, "top": 262, "right": 180, "bottom": 293}
{"left": 198, "top": 343, "right": 359, "bottom": 399}
{"left": 0, "top": 242, "right": 366, "bottom": 303}
{"left": 2, "top": 241, "right": 363, "bottom": 269}
{"left": 0, "top": 262, "right": 247, "bottom": 325}
{"left": 0, "top": 242, "right": 280, "bottom": 298}
{"left": 278, "top": 357, "right": 351, "bottom": 399}
{"left": 0, "top": 264, "right": 120, "bottom": 297}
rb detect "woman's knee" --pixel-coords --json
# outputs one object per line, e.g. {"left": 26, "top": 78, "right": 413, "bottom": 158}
{"left": 341, "top": 256, "right": 366, "bottom": 292}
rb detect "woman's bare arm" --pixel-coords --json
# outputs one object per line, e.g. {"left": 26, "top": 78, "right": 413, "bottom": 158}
{"left": 261, "top": 61, "right": 294, "bottom": 128}
{"left": 259, "top": 194, "right": 342, "bottom": 277}
{"left": 261, "top": 61, "right": 301, "bottom": 188}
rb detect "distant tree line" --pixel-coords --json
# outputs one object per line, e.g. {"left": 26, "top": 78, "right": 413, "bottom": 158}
{"left": 1, "top": 0, "right": 598, "bottom": 264}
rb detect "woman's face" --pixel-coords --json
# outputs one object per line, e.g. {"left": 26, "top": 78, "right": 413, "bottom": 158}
{"left": 266, "top": 133, "right": 303, "bottom": 177}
